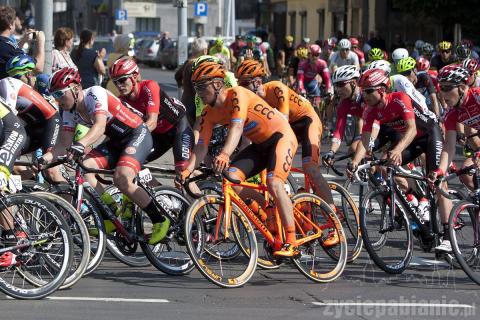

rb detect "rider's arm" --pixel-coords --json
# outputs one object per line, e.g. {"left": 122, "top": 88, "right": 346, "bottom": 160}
{"left": 438, "top": 129, "right": 456, "bottom": 174}
{"left": 320, "top": 61, "right": 333, "bottom": 93}
{"left": 390, "top": 118, "right": 417, "bottom": 154}
{"left": 221, "top": 122, "right": 243, "bottom": 156}
{"left": 331, "top": 101, "right": 348, "bottom": 153}
{"left": 143, "top": 81, "right": 161, "bottom": 132}
{"left": 430, "top": 92, "right": 441, "bottom": 118}
{"left": 186, "top": 108, "right": 214, "bottom": 172}
{"left": 77, "top": 114, "right": 107, "bottom": 148}
{"left": 297, "top": 62, "right": 306, "bottom": 92}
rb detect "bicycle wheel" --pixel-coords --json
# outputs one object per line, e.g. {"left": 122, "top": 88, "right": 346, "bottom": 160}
{"left": 137, "top": 186, "right": 194, "bottom": 275}
{"left": 0, "top": 194, "right": 73, "bottom": 299}
{"left": 328, "top": 182, "right": 362, "bottom": 263}
{"left": 104, "top": 185, "right": 150, "bottom": 268}
{"left": 449, "top": 200, "right": 480, "bottom": 285}
{"left": 51, "top": 184, "right": 106, "bottom": 275}
{"left": 291, "top": 193, "right": 347, "bottom": 282}
{"left": 360, "top": 190, "right": 413, "bottom": 274}
{"left": 185, "top": 194, "right": 258, "bottom": 288}
{"left": 31, "top": 192, "right": 90, "bottom": 289}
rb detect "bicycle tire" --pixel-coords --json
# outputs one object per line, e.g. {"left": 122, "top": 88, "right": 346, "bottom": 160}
{"left": 50, "top": 184, "right": 106, "bottom": 275}
{"left": 291, "top": 193, "right": 348, "bottom": 282}
{"left": 360, "top": 190, "right": 413, "bottom": 274}
{"left": 449, "top": 200, "right": 480, "bottom": 285}
{"left": 31, "top": 191, "right": 90, "bottom": 289}
{"left": 137, "top": 186, "right": 194, "bottom": 275}
{"left": 185, "top": 194, "right": 258, "bottom": 288}
{"left": 0, "top": 194, "right": 73, "bottom": 299}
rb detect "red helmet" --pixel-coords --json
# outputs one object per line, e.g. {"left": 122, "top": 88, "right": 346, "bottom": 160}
{"left": 309, "top": 44, "right": 321, "bottom": 56}
{"left": 349, "top": 37, "right": 359, "bottom": 47}
{"left": 359, "top": 68, "right": 391, "bottom": 88}
{"left": 462, "top": 58, "right": 479, "bottom": 75}
{"left": 109, "top": 58, "right": 139, "bottom": 79}
{"left": 437, "top": 64, "right": 470, "bottom": 84}
{"left": 416, "top": 57, "right": 430, "bottom": 72}
{"left": 50, "top": 67, "right": 81, "bottom": 92}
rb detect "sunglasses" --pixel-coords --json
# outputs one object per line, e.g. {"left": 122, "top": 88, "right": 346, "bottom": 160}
{"left": 362, "top": 88, "right": 379, "bottom": 95}
{"left": 439, "top": 84, "right": 458, "bottom": 92}
{"left": 193, "top": 81, "right": 213, "bottom": 92}
{"left": 113, "top": 76, "right": 130, "bottom": 85}
{"left": 340, "top": 49, "right": 349, "bottom": 52}
{"left": 441, "top": 50, "right": 451, "bottom": 54}
{"left": 334, "top": 81, "right": 350, "bottom": 88}
{"left": 51, "top": 86, "right": 72, "bottom": 99}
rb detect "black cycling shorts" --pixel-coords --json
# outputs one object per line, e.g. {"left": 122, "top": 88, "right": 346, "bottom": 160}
{"left": 400, "top": 123, "right": 443, "bottom": 172}
{"left": 88, "top": 124, "right": 153, "bottom": 173}
{"left": 0, "top": 110, "right": 26, "bottom": 171}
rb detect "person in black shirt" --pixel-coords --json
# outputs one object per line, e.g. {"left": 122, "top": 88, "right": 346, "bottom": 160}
{"left": 430, "top": 41, "right": 456, "bottom": 71}
{"left": 0, "top": 6, "right": 24, "bottom": 79}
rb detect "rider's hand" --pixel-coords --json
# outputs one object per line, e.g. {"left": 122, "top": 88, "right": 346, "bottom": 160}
{"left": 213, "top": 152, "right": 230, "bottom": 173}
{"left": 387, "top": 149, "right": 402, "bottom": 166}
{"left": 473, "top": 151, "right": 480, "bottom": 168}
{"left": 175, "top": 169, "right": 191, "bottom": 188}
{"left": 427, "top": 168, "right": 444, "bottom": 186}
{"left": 457, "top": 132, "right": 467, "bottom": 146}
{"left": 322, "top": 150, "right": 335, "bottom": 166}
{"left": 67, "top": 142, "right": 85, "bottom": 161}
{"left": 34, "top": 152, "right": 53, "bottom": 171}
{"left": 346, "top": 160, "right": 358, "bottom": 179}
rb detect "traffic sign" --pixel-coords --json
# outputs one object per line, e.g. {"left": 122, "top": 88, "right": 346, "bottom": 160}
{"left": 194, "top": 2, "right": 208, "bottom": 17}
{"left": 115, "top": 9, "right": 128, "bottom": 21}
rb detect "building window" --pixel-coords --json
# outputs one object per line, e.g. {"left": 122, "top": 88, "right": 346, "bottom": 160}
{"left": 135, "top": 17, "right": 161, "bottom": 33}
{"left": 288, "top": 11, "right": 296, "bottom": 38}
{"left": 299, "top": 11, "right": 307, "bottom": 39}
{"left": 317, "top": 9, "right": 325, "bottom": 40}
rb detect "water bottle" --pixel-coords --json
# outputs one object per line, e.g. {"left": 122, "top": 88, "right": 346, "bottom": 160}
{"left": 406, "top": 193, "right": 418, "bottom": 208}
{"left": 417, "top": 197, "right": 430, "bottom": 222}
{"left": 411, "top": 221, "right": 419, "bottom": 232}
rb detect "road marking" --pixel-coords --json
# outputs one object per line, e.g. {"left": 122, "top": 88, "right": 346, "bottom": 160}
{"left": 44, "top": 297, "right": 169, "bottom": 303}
{"left": 312, "top": 301, "right": 475, "bottom": 309}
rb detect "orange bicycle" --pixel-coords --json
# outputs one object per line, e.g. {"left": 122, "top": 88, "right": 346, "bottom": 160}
{"left": 183, "top": 167, "right": 347, "bottom": 288}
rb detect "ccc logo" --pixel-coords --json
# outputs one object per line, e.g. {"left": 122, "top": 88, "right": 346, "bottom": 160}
{"left": 253, "top": 104, "right": 274, "bottom": 119}
{"left": 283, "top": 148, "right": 293, "bottom": 172}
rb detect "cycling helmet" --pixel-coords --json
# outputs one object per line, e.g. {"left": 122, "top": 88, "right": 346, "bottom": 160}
{"left": 367, "top": 59, "right": 391, "bottom": 75}
{"left": 326, "top": 37, "right": 337, "bottom": 48}
{"left": 462, "top": 58, "right": 479, "bottom": 75}
{"left": 456, "top": 44, "right": 471, "bottom": 60}
{"left": 461, "top": 39, "right": 474, "bottom": 49}
{"left": 245, "top": 34, "right": 256, "bottom": 43}
{"left": 192, "top": 55, "right": 223, "bottom": 71}
{"left": 49, "top": 67, "right": 81, "bottom": 92}
{"left": 309, "top": 44, "right": 321, "bottom": 56}
{"left": 6, "top": 54, "right": 35, "bottom": 78}
{"left": 349, "top": 37, "right": 359, "bottom": 47}
{"left": 214, "top": 38, "right": 224, "bottom": 46}
{"left": 422, "top": 42, "right": 435, "bottom": 56}
{"left": 338, "top": 39, "right": 351, "bottom": 50}
{"left": 438, "top": 41, "right": 452, "bottom": 51}
{"left": 437, "top": 65, "right": 469, "bottom": 84}
{"left": 35, "top": 73, "right": 50, "bottom": 95}
{"left": 392, "top": 48, "right": 409, "bottom": 63}
{"left": 332, "top": 65, "right": 360, "bottom": 84}
{"left": 396, "top": 57, "right": 417, "bottom": 73}
{"left": 302, "top": 37, "right": 311, "bottom": 44}
{"left": 191, "top": 61, "right": 225, "bottom": 82}
{"left": 416, "top": 57, "right": 430, "bottom": 72}
{"left": 109, "top": 58, "right": 139, "bottom": 79}
{"left": 256, "top": 37, "right": 262, "bottom": 45}
{"left": 359, "top": 68, "right": 390, "bottom": 88}
{"left": 235, "top": 60, "right": 266, "bottom": 79}
{"left": 414, "top": 40, "right": 425, "bottom": 50}
{"left": 368, "top": 48, "right": 384, "bottom": 61}
{"left": 297, "top": 47, "right": 308, "bottom": 59}
{"left": 285, "top": 35, "right": 294, "bottom": 43}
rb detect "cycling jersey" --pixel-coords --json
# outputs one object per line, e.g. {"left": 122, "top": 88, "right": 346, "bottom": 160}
{"left": 430, "top": 55, "right": 456, "bottom": 71}
{"left": 209, "top": 45, "right": 231, "bottom": 60}
{"left": 0, "top": 77, "right": 61, "bottom": 153}
{"left": 297, "top": 59, "right": 332, "bottom": 93}
{"left": 415, "top": 71, "right": 437, "bottom": 110}
{"left": 444, "top": 87, "right": 480, "bottom": 131}
{"left": 62, "top": 86, "right": 144, "bottom": 139}
{"left": 0, "top": 101, "right": 26, "bottom": 171}
{"left": 352, "top": 48, "right": 365, "bottom": 65}
{"left": 332, "top": 94, "right": 366, "bottom": 142}
{"left": 119, "top": 80, "right": 186, "bottom": 134}
{"left": 328, "top": 51, "right": 360, "bottom": 69}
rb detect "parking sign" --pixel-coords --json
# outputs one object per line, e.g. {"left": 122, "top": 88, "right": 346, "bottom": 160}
{"left": 194, "top": 2, "right": 208, "bottom": 17}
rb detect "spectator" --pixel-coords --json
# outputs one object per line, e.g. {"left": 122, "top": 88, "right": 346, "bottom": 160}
{"left": 209, "top": 38, "right": 231, "bottom": 70}
{"left": 72, "top": 29, "right": 106, "bottom": 89}
{"left": 160, "top": 31, "right": 172, "bottom": 50}
{"left": 229, "top": 35, "right": 245, "bottom": 64}
{"left": 174, "top": 37, "right": 208, "bottom": 125}
{"left": 368, "top": 30, "right": 386, "bottom": 51}
{"left": 107, "top": 34, "right": 133, "bottom": 96}
{"left": 52, "top": 27, "right": 76, "bottom": 72}
{"left": 0, "top": 5, "right": 26, "bottom": 79}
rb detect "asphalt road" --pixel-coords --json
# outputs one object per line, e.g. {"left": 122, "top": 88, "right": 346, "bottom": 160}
{"left": 1, "top": 66, "right": 478, "bottom": 320}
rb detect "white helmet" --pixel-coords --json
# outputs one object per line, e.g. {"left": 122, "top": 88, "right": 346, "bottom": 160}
{"left": 302, "top": 37, "right": 311, "bottom": 44}
{"left": 338, "top": 39, "right": 351, "bottom": 50}
{"left": 332, "top": 65, "right": 360, "bottom": 83}
{"left": 367, "top": 59, "right": 391, "bottom": 75}
{"left": 392, "top": 48, "right": 409, "bottom": 63}
{"left": 414, "top": 40, "right": 425, "bottom": 50}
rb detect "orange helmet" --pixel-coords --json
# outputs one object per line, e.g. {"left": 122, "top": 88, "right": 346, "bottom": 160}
{"left": 191, "top": 61, "right": 225, "bottom": 82}
{"left": 235, "top": 60, "right": 266, "bottom": 79}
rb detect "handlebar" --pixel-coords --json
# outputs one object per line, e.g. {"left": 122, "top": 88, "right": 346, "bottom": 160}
{"left": 183, "top": 167, "right": 241, "bottom": 199}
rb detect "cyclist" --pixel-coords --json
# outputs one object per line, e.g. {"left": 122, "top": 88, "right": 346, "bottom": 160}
{"left": 349, "top": 37, "right": 365, "bottom": 68}
{"left": 287, "top": 47, "right": 308, "bottom": 89}
{"left": 421, "top": 42, "right": 435, "bottom": 61}
{"left": 321, "top": 37, "right": 336, "bottom": 61}
{"left": 0, "top": 55, "right": 61, "bottom": 167}
{"left": 238, "top": 35, "right": 263, "bottom": 63}
{"left": 324, "top": 65, "right": 364, "bottom": 158}
{"left": 397, "top": 56, "right": 441, "bottom": 118}
{"left": 430, "top": 41, "right": 456, "bottom": 71}
{"left": 109, "top": 58, "right": 193, "bottom": 174}
{"left": 49, "top": 67, "right": 169, "bottom": 245}
{"left": 208, "top": 38, "right": 231, "bottom": 70}
{"left": 456, "top": 44, "right": 472, "bottom": 62}
{"left": 412, "top": 40, "right": 425, "bottom": 59}
{"left": 367, "top": 48, "right": 385, "bottom": 62}
{"left": 181, "top": 60, "right": 300, "bottom": 257}
{"left": 429, "top": 65, "right": 480, "bottom": 252}
{"left": 277, "top": 35, "right": 295, "bottom": 78}
{"left": 328, "top": 39, "right": 360, "bottom": 73}
{"left": 391, "top": 48, "right": 409, "bottom": 75}
{"left": 463, "top": 58, "right": 480, "bottom": 88}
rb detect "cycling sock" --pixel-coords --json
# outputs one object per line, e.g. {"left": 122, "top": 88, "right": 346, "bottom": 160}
{"left": 285, "top": 225, "right": 296, "bottom": 245}
{"left": 143, "top": 200, "right": 166, "bottom": 224}
{"left": 442, "top": 224, "right": 450, "bottom": 240}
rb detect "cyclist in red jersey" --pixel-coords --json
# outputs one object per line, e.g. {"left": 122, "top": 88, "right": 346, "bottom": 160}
{"left": 350, "top": 37, "right": 366, "bottom": 68}
{"left": 50, "top": 67, "right": 170, "bottom": 245}
{"left": 431, "top": 65, "right": 480, "bottom": 252}
{"left": 109, "top": 58, "right": 194, "bottom": 174}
